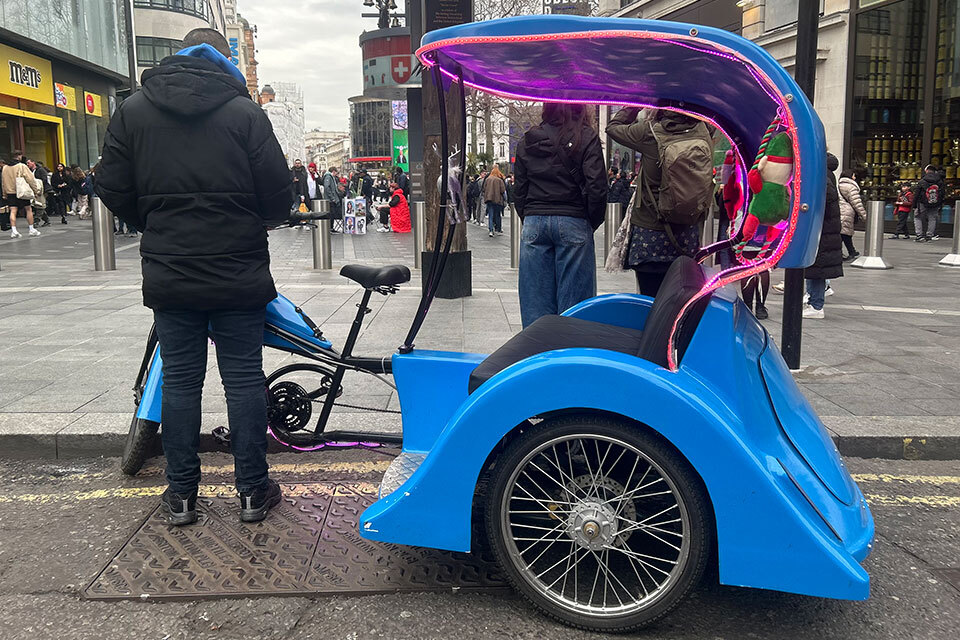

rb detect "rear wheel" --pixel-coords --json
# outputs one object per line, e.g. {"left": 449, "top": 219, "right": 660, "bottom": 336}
{"left": 121, "top": 328, "right": 161, "bottom": 476}
{"left": 485, "top": 415, "right": 712, "bottom": 633}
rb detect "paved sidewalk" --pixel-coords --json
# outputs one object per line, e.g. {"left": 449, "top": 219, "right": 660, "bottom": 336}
{"left": 1, "top": 217, "right": 958, "bottom": 459}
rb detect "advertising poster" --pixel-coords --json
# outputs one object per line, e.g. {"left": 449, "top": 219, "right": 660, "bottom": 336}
{"left": 392, "top": 100, "right": 409, "bottom": 172}
{"left": 343, "top": 197, "right": 367, "bottom": 235}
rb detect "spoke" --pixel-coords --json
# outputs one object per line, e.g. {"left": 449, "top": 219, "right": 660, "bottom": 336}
{"left": 618, "top": 517, "right": 683, "bottom": 537}
{"left": 549, "top": 545, "right": 589, "bottom": 595}
{"left": 597, "top": 444, "right": 629, "bottom": 488}
{"left": 613, "top": 462, "right": 654, "bottom": 518}
{"left": 615, "top": 537, "right": 654, "bottom": 596}
{"left": 516, "top": 517, "right": 568, "bottom": 557}
{"left": 509, "top": 508, "right": 572, "bottom": 516}
{"left": 538, "top": 448, "right": 583, "bottom": 497}
{"left": 549, "top": 444, "right": 584, "bottom": 498}
{"left": 605, "top": 476, "right": 665, "bottom": 509}
{"left": 580, "top": 438, "right": 600, "bottom": 498}
{"left": 623, "top": 523, "right": 682, "bottom": 552}
{"left": 532, "top": 542, "right": 579, "bottom": 579}
{"left": 605, "top": 545, "right": 677, "bottom": 575}
{"left": 588, "top": 547, "right": 628, "bottom": 607}
{"left": 511, "top": 494, "right": 579, "bottom": 507}
{"left": 593, "top": 439, "right": 614, "bottom": 495}
{"left": 519, "top": 468, "right": 562, "bottom": 505}
{"left": 526, "top": 459, "right": 582, "bottom": 502}
{"left": 512, "top": 521, "right": 570, "bottom": 534}
{"left": 588, "top": 544, "right": 601, "bottom": 608}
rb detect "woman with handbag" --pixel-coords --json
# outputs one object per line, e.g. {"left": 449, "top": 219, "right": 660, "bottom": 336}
{"left": 514, "top": 103, "right": 608, "bottom": 327}
{"left": 2, "top": 152, "right": 42, "bottom": 238}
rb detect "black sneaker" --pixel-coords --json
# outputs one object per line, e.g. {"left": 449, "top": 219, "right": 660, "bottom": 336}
{"left": 755, "top": 303, "right": 769, "bottom": 320}
{"left": 915, "top": 236, "right": 925, "bottom": 242}
{"left": 161, "top": 488, "right": 198, "bottom": 526}
{"left": 239, "top": 479, "right": 282, "bottom": 523}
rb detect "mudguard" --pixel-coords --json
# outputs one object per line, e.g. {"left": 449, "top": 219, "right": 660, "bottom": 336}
{"left": 361, "top": 292, "right": 873, "bottom": 601}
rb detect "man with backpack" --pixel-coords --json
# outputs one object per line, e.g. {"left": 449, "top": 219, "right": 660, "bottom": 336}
{"left": 606, "top": 108, "right": 714, "bottom": 296}
{"left": 911, "top": 165, "right": 945, "bottom": 242}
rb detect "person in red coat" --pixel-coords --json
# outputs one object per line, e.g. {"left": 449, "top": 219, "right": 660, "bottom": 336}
{"left": 376, "top": 181, "right": 411, "bottom": 233}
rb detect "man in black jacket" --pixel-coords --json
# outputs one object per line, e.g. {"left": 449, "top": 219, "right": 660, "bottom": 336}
{"left": 911, "top": 165, "right": 945, "bottom": 242}
{"left": 290, "top": 159, "right": 309, "bottom": 209}
{"left": 96, "top": 28, "right": 291, "bottom": 526}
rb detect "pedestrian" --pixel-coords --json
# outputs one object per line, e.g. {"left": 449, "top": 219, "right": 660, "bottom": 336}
{"left": 483, "top": 165, "right": 507, "bottom": 237}
{"left": 514, "top": 102, "right": 607, "bottom": 327}
{"left": 322, "top": 166, "right": 342, "bottom": 229}
{"left": 607, "top": 168, "right": 629, "bottom": 210}
{"left": 27, "top": 158, "right": 52, "bottom": 227}
{"left": 71, "top": 166, "right": 89, "bottom": 218}
{"left": 290, "top": 159, "right": 308, "bottom": 210}
{"left": 911, "top": 164, "right": 945, "bottom": 242}
{"left": 96, "top": 28, "right": 291, "bottom": 526}
{"left": 51, "top": 163, "right": 71, "bottom": 224}
{"left": 891, "top": 184, "right": 913, "bottom": 240}
{"left": 803, "top": 153, "right": 844, "bottom": 319}
{"left": 2, "top": 151, "right": 42, "bottom": 238}
{"left": 305, "top": 162, "right": 322, "bottom": 203}
{"left": 394, "top": 166, "right": 410, "bottom": 199}
{"left": 606, "top": 107, "right": 714, "bottom": 296}
{"left": 837, "top": 169, "right": 866, "bottom": 261}
{"left": 360, "top": 169, "right": 375, "bottom": 222}
{"left": 466, "top": 174, "right": 479, "bottom": 223}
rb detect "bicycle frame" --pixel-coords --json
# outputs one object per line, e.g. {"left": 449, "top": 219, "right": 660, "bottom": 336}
{"left": 135, "top": 288, "right": 401, "bottom": 447}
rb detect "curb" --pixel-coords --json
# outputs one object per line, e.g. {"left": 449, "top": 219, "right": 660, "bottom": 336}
{"left": 2, "top": 432, "right": 959, "bottom": 461}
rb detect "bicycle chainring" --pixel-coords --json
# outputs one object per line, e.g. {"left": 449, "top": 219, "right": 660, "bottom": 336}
{"left": 267, "top": 381, "right": 313, "bottom": 433}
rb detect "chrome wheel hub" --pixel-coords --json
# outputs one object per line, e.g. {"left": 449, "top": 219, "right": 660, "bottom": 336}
{"left": 567, "top": 500, "right": 618, "bottom": 550}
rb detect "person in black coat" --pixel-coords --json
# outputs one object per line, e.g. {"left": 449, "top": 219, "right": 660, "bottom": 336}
{"left": 803, "top": 152, "right": 843, "bottom": 319}
{"left": 96, "top": 29, "right": 291, "bottom": 526}
{"left": 290, "top": 159, "right": 309, "bottom": 208}
{"left": 514, "top": 102, "right": 608, "bottom": 327}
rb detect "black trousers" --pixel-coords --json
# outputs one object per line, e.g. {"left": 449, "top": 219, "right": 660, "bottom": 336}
{"left": 841, "top": 234, "right": 857, "bottom": 255}
{"left": 895, "top": 210, "right": 911, "bottom": 236}
{"left": 634, "top": 270, "right": 666, "bottom": 297}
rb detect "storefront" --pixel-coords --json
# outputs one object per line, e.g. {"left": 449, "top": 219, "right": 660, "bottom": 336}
{"left": 848, "top": 0, "right": 960, "bottom": 223}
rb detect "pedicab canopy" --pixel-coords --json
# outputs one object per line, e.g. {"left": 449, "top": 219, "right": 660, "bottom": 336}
{"left": 416, "top": 15, "right": 827, "bottom": 273}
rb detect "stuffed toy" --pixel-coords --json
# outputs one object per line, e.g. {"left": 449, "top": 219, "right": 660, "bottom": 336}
{"left": 720, "top": 150, "right": 741, "bottom": 222}
{"left": 738, "top": 126, "right": 794, "bottom": 250}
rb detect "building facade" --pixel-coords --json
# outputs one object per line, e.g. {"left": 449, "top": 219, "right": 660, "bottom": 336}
{"left": 223, "top": 1, "right": 259, "bottom": 100}
{"left": 349, "top": 96, "right": 393, "bottom": 167}
{"left": 305, "top": 129, "right": 350, "bottom": 167}
{"left": 261, "top": 83, "right": 305, "bottom": 164}
{"left": 467, "top": 112, "right": 512, "bottom": 167}
{"left": 134, "top": 0, "right": 226, "bottom": 79}
{"left": 1, "top": 0, "right": 131, "bottom": 169}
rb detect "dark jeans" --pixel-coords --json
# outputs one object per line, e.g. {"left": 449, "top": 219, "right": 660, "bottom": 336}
{"left": 895, "top": 210, "right": 911, "bottom": 236}
{"left": 841, "top": 234, "right": 857, "bottom": 256}
{"left": 153, "top": 308, "right": 269, "bottom": 494}
{"left": 486, "top": 202, "right": 503, "bottom": 232}
{"left": 519, "top": 215, "right": 596, "bottom": 327}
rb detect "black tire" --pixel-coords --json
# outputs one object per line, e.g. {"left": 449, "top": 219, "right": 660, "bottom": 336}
{"left": 121, "top": 327, "right": 161, "bottom": 476}
{"left": 484, "top": 415, "right": 712, "bottom": 634}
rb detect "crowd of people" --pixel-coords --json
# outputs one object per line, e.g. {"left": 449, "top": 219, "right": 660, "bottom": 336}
{"left": 289, "top": 160, "right": 411, "bottom": 234}
{"left": 1, "top": 151, "right": 100, "bottom": 238}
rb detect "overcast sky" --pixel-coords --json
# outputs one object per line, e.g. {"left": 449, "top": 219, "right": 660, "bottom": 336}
{"left": 240, "top": 1, "right": 375, "bottom": 131}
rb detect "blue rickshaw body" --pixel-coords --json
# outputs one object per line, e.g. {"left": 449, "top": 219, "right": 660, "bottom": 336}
{"left": 360, "top": 286, "right": 874, "bottom": 601}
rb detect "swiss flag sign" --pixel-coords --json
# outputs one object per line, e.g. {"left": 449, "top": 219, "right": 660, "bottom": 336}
{"left": 391, "top": 56, "right": 412, "bottom": 85}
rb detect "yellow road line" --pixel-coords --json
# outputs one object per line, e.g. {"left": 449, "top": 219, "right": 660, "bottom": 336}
{"left": 864, "top": 493, "right": 960, "bottom": 508}
{"left": 852, "top": 473, "right": 960, "bottom": 486}
{"left": 0, "top": 482, "right": 377, "bottom": 505}
{"left": 64, "top": 460, "right": 392, "bottom": 481}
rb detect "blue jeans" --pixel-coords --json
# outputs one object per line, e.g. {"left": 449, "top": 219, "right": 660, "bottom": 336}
{"left": 805, "top": 278, "right": 826, "bottom": 311}
{"left": 519, "top": 215, "right": 597, "bottom": 327}
{"left": 153, "top": 308, "right": 269, "bottom": 494}
{"left": 486, "top": 202, "right": 503, "bottom": 232}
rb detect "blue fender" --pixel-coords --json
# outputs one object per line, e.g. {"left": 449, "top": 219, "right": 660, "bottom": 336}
{"left": 136, "top": 346, "right": 163, "bottom": 423}
{"left": 362, "top": 295, "right": 872, "bottom": 600}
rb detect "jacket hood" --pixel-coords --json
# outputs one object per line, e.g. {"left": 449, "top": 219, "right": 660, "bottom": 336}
{"left": 826, "top": 153, "right": 839, "bottom": 172}
{"left": 656, "top": 110, "right": 702, "bottom": 134}
{"left": 141, "top": 55, "right": 249, "bottom": 118}
{"left": 838, "top": 176, "right": 858, "bottom": 186}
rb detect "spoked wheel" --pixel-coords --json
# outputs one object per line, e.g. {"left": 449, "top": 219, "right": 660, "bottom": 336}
{"left": 121, "top": 326, "right": 161, "bottom": 476}
{"left": 266, "top": 363, "right": 340, "bottom": 448}
{"left": 485, "top": 416, "right": 712, "bottom": 633}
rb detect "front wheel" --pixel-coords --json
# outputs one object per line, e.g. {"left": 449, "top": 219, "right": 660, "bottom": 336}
{"left": 485, "top": 415, "right": 712, "bottom": 633}
{"left": 121, "top": 326, "right": 161, "bottom": 476}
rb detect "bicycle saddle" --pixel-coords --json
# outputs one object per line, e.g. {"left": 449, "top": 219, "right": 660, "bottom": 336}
{"left": 340, "top": 264, "right": 411, "bottom": 289}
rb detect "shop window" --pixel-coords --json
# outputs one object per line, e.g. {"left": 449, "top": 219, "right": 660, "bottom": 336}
{"left": 850, "top": 0, "right": 927, "bottom": 201}
{"left": 136, "top": 37, "right": 184, "bottom": 67}
{"left": 133, "top": 0, "right": 209, "bottom": 21}
{"left": 931, "top": 0, "right": 960, "bottom": 194}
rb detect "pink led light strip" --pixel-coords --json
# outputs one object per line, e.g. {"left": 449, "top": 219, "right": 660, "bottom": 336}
{"left": 418, "top": 28, "right": 804, "bottom": 372}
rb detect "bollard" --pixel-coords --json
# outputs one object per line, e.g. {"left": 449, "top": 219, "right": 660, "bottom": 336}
{"left": 603, "top": 202, "right": 622, "bottom": 259}
{"left": 850, "top": 201, "right": 893, "bottom": 269}
{"left": 509, "top": 204, "right": 521, "bottom": 269}
{"left": 412, "top": 200, "right": 426, "bottom": 269}
{"left": 91, "top": 197, "right": 116, "bottom": 271}
{"left": 939, "top": 200, "right": 960, "bottom": 267}
{"left": 310, "top": 199, "right": 332, "bottom": 270}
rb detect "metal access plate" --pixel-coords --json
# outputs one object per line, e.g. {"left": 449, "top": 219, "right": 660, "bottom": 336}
{"left": 84, "top": 482, "right": 505, "bottom": 600}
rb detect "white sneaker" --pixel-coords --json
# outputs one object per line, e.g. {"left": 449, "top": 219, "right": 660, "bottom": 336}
{"left": 10, "top": 228, "right": 21, "bottom": 239}
{"left": 825, "top": 286, "right": 834, "bottom": 297}
{"left": 803, "top": 293, "right": 809, "bottom": 304}
{"left": 802, "top": 305, "right": 824, "bottom": 319}
{"left": 29, "top": 228, "right": 41, "bottom": 237}
{"left": 772, "top": 282, "right": 785, "bottom": 294}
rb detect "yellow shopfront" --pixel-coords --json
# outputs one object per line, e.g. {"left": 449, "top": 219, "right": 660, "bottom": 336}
{"left": 0, "top": 43, "right": 65, "bottom": 168}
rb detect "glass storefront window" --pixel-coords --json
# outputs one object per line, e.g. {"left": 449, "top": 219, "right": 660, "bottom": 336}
{"left": 0, "top": 0, "right": 129, "bottom": 77}
{"left": 850, "top": 0, "right": 928, "bottom": 201}
{"left": 133, "top": 0, "right": 209, "bottom": 21}
{"left": 932, "top": 0, "right": 960, "bottom": 197}
{"left": 136, "top": 37, "right": 184, "bottom": 67}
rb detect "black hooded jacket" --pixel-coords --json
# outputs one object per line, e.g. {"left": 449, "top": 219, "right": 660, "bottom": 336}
{"left": 912, "top": 169, "right": 946, "bottom": 210}
{"left": 96, "top": 55, "right": 291, "bottom": 311}
{"left": 805, "top": 153, "right": 844, "bottom": 280}
{"left": 514, "top": 122, "right": 607, "bottom": 229}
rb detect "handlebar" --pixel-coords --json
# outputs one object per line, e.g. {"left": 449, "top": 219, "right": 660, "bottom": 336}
{"left": 289, "top": 211, "right": 336, "bottom": 222}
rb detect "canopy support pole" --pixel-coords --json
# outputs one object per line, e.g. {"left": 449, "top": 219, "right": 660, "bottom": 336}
{"left": 781, "top": 0, "right": 819, "bottom": 371}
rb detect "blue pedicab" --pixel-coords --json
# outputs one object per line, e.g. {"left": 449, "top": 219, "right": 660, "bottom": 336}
{"left": 125, "top": 15, "right": 874, "bottom": 633}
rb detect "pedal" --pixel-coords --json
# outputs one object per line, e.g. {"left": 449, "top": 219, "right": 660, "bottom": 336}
{"left": 212, "top": 425, "right": 231, "bottom": 446}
